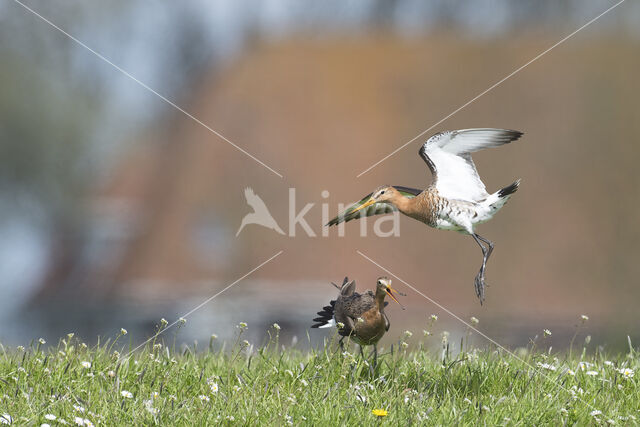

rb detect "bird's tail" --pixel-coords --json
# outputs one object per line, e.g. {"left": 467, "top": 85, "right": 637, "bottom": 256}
{"left": 311, "top": 300, "right": 336, "bottom": 329}
{"left": 481, "top": 179, "right": 521, "bottom": 213}
{"left": 497, "top": 179, "right": 521, "bottom": 198}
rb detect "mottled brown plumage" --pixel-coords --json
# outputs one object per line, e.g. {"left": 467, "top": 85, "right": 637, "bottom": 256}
{"left": 311, "top": 276, "right": 403, "bottom": 369}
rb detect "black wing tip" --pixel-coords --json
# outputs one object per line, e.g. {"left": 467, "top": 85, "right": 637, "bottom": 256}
{"left": 481, "top": 128, "right": 523, "bottom": 144}
{"left": 505, "top": 129, "right": 524, "bottom": 141}
{"left": 498, "top": 179, "right": 521, "bottom": 198}
{"left": 326, "top": 213, "right": 357, "bottom": 227}
{"left": 392, "top": 185, "right": 422, "bottom": 196}
{"left": 326, "top": 218, "right": 338, "bottom": 227}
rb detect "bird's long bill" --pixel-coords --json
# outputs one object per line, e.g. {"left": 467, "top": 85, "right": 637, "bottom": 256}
{"left": 386, "top": 287, "right": 405, "bottom": 310}
{"left": 351, "top": 197, "right": 376, "bottom": 214}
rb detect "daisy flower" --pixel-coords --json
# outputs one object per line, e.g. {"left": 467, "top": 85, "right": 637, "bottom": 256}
{"left": 618, "top": 368, "right": 634, "bottom": 379}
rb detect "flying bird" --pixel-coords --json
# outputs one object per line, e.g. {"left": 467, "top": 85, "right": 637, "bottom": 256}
{"left": 311, "top": 276, "right": 404, "bottom": 369}
{"left": 327, "top": 128, "right": 523, "bottom": 303}
{"left": 236, "top": 187, "right": 285, "bottom": 236}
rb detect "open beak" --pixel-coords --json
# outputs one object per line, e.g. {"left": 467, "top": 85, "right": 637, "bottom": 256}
{"left": 386, "top": 286, "right": 405, "bottom": 310}
{"left": 351, "top": 197, "right": 376, "bottom": 213}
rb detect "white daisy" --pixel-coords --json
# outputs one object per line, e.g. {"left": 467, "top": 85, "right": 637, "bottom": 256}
{"left": 618, "top": 368, "right": 634, "bottom": 379}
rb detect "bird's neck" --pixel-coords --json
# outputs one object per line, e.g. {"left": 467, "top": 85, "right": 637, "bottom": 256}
{"left": 375, "top": 290, "right": 387, "bottom": 311}
{"left": 392, "top": 194, "right": 420, "bottom": 216}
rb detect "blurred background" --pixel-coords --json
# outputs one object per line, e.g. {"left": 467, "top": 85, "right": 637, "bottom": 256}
{"left": 1, "top": 0, "right": 639, "bottom": 352}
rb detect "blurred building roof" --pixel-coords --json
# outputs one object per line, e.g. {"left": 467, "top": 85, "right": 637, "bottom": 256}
{"left": 35, "top": 34, "right": 640, "bottom": 328}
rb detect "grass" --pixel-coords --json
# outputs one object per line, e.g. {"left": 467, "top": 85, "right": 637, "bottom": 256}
{"left": 0, "top": 321, "right": 638, "bottom": 426}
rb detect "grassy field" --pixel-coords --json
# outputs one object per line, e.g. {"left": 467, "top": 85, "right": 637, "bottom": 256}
{"left": 0, "top": 321, "right": 638, "bottom": 426}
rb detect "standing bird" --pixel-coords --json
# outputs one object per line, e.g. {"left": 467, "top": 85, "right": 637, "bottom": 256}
{"left": 327, "top": 128, "right": 523, "bottom": 303}
{"left": 236, "top": 187, "right": 285, "bottom": 236}
{"left": 311, "top": 276, "right": 404, "bottom": 369}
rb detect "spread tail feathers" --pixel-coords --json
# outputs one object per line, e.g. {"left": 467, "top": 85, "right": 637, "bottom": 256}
{"left": 311, "top": 300, "right": 336, "bottom": 328}
{"left": 478, "top": 179, "right": 520, "bottom": 218}
{"left": 498, "top": 179, "right": 521, "bottom": 198}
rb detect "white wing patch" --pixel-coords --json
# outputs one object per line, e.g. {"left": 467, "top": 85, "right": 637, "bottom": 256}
{"left": 317, "top": 318, "right": 335, "bottom": 329}
{"left": 428, "top": 149, "right": 488, "bottom": 201}
{"left": 421, "top": 128, "right": 522, "bottom": 202}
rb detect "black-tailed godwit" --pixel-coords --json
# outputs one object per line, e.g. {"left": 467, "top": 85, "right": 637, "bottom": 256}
{"left": 311, "top": 276, "right": 404, "bottom": 368}
{"left": 327, "top": 128, "right": 523, "bottom": 303}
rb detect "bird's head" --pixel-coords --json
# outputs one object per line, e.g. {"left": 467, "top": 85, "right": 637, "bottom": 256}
{"left": 376, "top": 276, "right": 404, "bottom": 309}
{"left": 351, "top": 186, "right": 398, "bottom": 213}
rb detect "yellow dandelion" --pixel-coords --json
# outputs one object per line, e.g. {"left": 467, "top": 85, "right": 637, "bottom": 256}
{"left": 372, "top": 409, "right": 388, "bottom": 417}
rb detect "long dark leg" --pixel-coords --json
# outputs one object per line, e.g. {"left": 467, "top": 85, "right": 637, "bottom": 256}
{"left": 339, "top": 336, "right": 345, "bottom": 352}
{"left": 471, "top": 233, "right": 494, "bottom": 304}
{"left": 373, "top": 345, "right": 378, "bottom": 371}
{"left": 359, "top": 344, "right": 365, "bottom": 359}
{"left": 476, "top": 234, "right": 494, "bottom": 278}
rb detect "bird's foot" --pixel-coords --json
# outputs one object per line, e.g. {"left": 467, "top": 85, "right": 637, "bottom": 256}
{"left": 474, "top": 272, "right": 487, "bottom": 305}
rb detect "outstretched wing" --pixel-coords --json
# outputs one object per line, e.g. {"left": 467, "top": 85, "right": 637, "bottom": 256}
{"left": 326, "top": 186, "right": 421, "bottom": 226}
{"left": 419, "top": 128, "right": 522, "bottom": 202}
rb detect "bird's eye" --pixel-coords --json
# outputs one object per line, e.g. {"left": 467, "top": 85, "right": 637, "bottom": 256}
{"left": 380, "top": 190, "right": 385, "bottom": 195}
